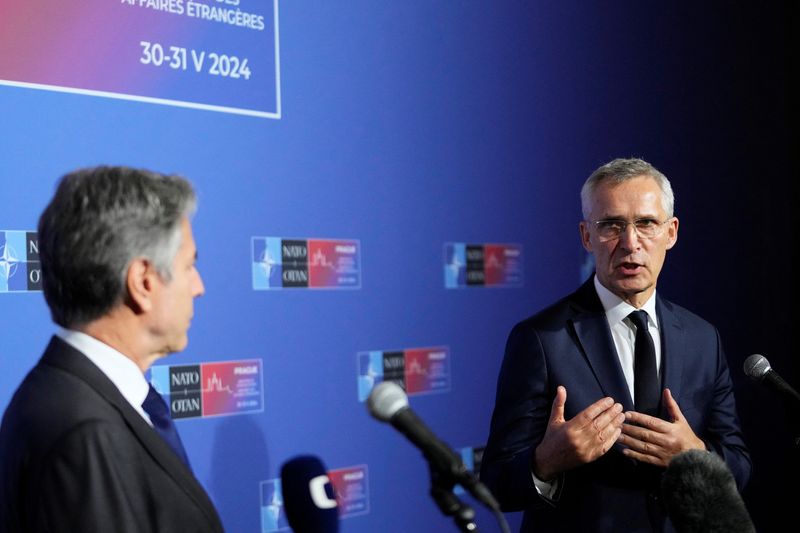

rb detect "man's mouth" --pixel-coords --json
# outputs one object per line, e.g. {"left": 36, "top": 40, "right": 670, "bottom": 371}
{"left": 617, "top": 262, "right": 644, "bottom": 275}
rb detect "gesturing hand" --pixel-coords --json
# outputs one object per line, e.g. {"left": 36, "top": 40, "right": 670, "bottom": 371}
{"left": 619, "top": 388, "right": 706, "bottom": 467}
{"left": 532, "top": 386, "right": 625, "bottom": 481}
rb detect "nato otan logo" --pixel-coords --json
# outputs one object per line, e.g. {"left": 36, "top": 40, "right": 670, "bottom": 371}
{"left": 0, "top": 231, "right": 41, "bottom": 292}
{"left": 149, "top": 359, "right": 264, "bottom": 419}
{"left": 444, "top": 242, "right": 523, "bottom": 288}
{"left": 358, "top": 346, "right": 452, "bottom": 401}
{"left": 252, "top": 237, "right": 362, "bottom": 290}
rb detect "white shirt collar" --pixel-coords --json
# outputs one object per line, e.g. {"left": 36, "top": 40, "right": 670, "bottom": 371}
{"left": 56, "top": 329, "right": 151, "bottom": 423}
{"left": 593, "top": 275, "right": 659, "bottom": 329}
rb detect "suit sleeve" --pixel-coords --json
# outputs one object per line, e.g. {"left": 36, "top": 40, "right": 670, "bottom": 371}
{"left": 701, "top": 329, "right": 752, "bottom": 490}
{"left": 33, "top": 420, "right": 148, "bottom": 533}
{"left": 480, "top": 322, "right": 556, "bottom": 511}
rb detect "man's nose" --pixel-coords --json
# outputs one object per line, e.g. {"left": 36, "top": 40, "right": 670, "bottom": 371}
{"left": 194, "top": 271, "right": 206, "bottom": 297}
{"left": 617, "top": 223, "right": 641, "bottom": 250}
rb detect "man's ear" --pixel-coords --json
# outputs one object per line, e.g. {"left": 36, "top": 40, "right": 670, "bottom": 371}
{"left": 579, "top": 221, "right": 593, "bottom": 253}
{"left": 126, "top": 258, "right": 156, "bottom": 313}
{"left": 665, "top": 217, "right": 680, "bottom": 250}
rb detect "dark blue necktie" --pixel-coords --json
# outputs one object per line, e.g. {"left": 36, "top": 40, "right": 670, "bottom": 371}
{"left": 142, "top": 384, "right": 191, "bottom": 467}
{"left": 628, "top": 310, "right": 660, "bottom": 416}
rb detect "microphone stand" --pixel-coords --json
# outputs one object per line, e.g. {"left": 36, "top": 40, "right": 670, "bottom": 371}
{"left": 429, "top": 464, "right": 479, "bottom": 532}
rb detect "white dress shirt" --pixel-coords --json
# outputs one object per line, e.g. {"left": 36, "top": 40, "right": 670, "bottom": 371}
{"left": 57, "top": 329, "right": 153, "bottom": 426}
{"left": 533, "top": 276, "right": 662, "bottom": 499}
{"left": 593, "top": 275, "right": 662, "bottom": 401}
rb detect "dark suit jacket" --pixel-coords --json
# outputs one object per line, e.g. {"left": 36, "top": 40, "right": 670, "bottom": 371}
{"left": 0, "top": 336, "right": 224, "bottom": 533}
{"left": 480, "top": 278, "right": 751, "bottom": 533}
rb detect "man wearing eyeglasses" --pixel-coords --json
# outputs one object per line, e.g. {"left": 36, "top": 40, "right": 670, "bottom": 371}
{"left": 480, "top": 158, "right": 751, "bottom": 532}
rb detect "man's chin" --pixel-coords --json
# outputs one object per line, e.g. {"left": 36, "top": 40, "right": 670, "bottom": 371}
{"left": 616, "top": 281, "right": 653, "bottom": 298}
{"left": 166, "top": 337, "right": 190, "bottom": 355}
{"left": 606, "top": 274, "right": 652, "bottom": 293}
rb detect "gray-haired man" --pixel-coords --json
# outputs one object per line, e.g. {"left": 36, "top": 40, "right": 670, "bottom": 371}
{"left": 0, "top": 166, "right": 223, "bottom": 532}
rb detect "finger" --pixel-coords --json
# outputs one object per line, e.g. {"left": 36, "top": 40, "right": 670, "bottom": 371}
{"left": 600, "top": 425, "right": 623, "bottom": 455}
{"left": 590, "top": 403, "right": 624, "bottom": 433}
{"left": 599, "top": 413, "right": 626, "bottom": 443}
{"left": 624, "top": 410, "right": 670, "bottom": 432}
{"left": 620, "top": 423, "right": 669, "bottom": 449}
{"left": 619, "top": 427, "right": 669, "bottom": 458}
{"left": 549, "top": 385, "right": 567, "bottom": 424}
{"left": 579, "top": 395, "right": 616, "bottom": 423}
{"left": 663, "top": 388, "right": 684, "bottom": 423}
{"left": 621, "top": 421, "right": 663, "bottom": 440}
{"left": 622, "top": 447, "right": 667, "bottom": 468}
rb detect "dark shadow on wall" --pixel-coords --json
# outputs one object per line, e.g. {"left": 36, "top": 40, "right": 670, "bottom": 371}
{"left": 208, "top": 417, "right": 271, "bottom": 533}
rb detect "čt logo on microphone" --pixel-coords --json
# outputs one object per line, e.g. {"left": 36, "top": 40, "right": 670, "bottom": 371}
{"left": 260, "top": 462, "right": 370, "bottom": 532}
{"left": 309, "top": 474, "right": 336, "bottom": 509}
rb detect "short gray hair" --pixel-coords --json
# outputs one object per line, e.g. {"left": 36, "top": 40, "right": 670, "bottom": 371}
{"left": 580, "top": 158, "right": 675, "bottom": 219}
{"left": 38, "top": 166, "right": 196, "bottom": 328}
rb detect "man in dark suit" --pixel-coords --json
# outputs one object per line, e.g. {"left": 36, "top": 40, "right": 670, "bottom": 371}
{"left": 0, "top": 167, "right": 224, "bottom": 532}
{"left": 480, "top": 158, "right": 751, "bottom": 532}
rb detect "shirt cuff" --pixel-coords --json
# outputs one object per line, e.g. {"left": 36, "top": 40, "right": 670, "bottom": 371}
{"left": 531, "top": 470, "right": 561, "bottom": 502}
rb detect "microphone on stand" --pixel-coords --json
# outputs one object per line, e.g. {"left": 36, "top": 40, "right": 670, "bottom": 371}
{"left": 743, "top": 353, "right": 800, "bottom": 412}
{"left": 366, "top": 381, "right": 499, "bottom": 511}
{"left": 366, "top": 382, "right": 511, "bottom": 533}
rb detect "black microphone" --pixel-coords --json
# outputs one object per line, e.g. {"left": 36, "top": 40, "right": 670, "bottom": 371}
{"left": 743, "top": 353, "right": 800, "bottom": 411}
{"left": 366, "top": 381, "right": 500, "bottom": 511}
{"left": 661, "top": 449, "right": 754, "bottom": 533}
{"left": 280, "top": 455, "right": 339, "bottom": 533}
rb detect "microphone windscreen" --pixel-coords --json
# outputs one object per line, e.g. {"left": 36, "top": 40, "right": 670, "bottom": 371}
{"left": 280, "top": 455, "right": 339, "bottom": 533}
{"left": 661, "top": 450, "right": 754, "bottom": 533}
{"left": 366, "top": 381, "right": 408, "bottom": 421}
{"left": 743, "top": 353, "right": 771, "bottom": 380}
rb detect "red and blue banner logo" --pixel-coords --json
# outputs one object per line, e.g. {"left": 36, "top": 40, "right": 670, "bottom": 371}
{"left": 0, "top": 230, "right": 41, "bottom": 293}
{"left": 260, "top": 464, "right": 370, "bottom": 532}
{"left": 0, "top": 0, "right": 280, "bottom": 118}
{"left": 327, "top": 465, "right": 370, "bottom": 518}
{"left": 252, "top": 237, "right": 362, "bottom": 290}
{"left": 149, "top": 359, "right": 264, "bottom": 419}
{"left": 357, "top": 346, "right": 451, "bottom": 401}
{"left": 444, "top": 242, "right": 523, "bottom": 288}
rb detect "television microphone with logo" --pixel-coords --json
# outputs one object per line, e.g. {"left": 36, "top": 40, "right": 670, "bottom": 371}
{"left": 280, "top": 455, "right": 339, "bottom": 533}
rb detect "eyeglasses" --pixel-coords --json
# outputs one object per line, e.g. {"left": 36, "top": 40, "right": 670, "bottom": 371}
{"left": 591, "top": 218, "right": 671, "bottom": 242}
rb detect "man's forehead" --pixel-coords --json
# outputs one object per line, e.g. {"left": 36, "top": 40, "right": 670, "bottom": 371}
{"left": 590, "top": 179, "right": 665, "bottom": 216}
{"left": 177, "top": 219, "right": 197, "bottom": 251}
{"left": 595, "top": 178, "right": 661, "bottom": 200}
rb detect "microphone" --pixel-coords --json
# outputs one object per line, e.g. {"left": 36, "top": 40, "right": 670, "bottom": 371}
{"left": 280, "top": 455, "right": 339, "bottom": 533}
{"left": 661, "top": 449, "right": 754, "bottom": 533}
{"left": 743, "top": 354, "right": 800, "bottom": 411}
{"left": 366, "top": 381, "right": 500, "bottom": 511}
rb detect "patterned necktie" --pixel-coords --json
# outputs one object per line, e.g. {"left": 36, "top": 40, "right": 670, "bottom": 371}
{"left": 628, "top": 310, "right": 660, "bottom": 415}
{"left": 142, "top": 384, "right": 191, "bottom": 467}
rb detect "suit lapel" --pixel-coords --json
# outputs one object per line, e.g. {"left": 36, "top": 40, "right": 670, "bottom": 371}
{"left": 657, "top": 297, "right": 684, "bottom": 411}
{"left": 40, "top": 336, "right": 222, "bottom": 529}
{"left": 569, "top": 279, "right": 635, "bottom": 410}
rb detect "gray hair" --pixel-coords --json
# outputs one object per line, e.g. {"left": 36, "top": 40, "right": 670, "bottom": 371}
{"left": 580, "top": 158, "right": 675, "bottom": 219}
{"left": 38, "top": 166, "right": 196, "bottom": 328}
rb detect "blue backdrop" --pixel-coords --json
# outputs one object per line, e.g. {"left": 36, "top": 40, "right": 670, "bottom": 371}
{"left": 1, "top": 2, "right": 796, "bottom": 532}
